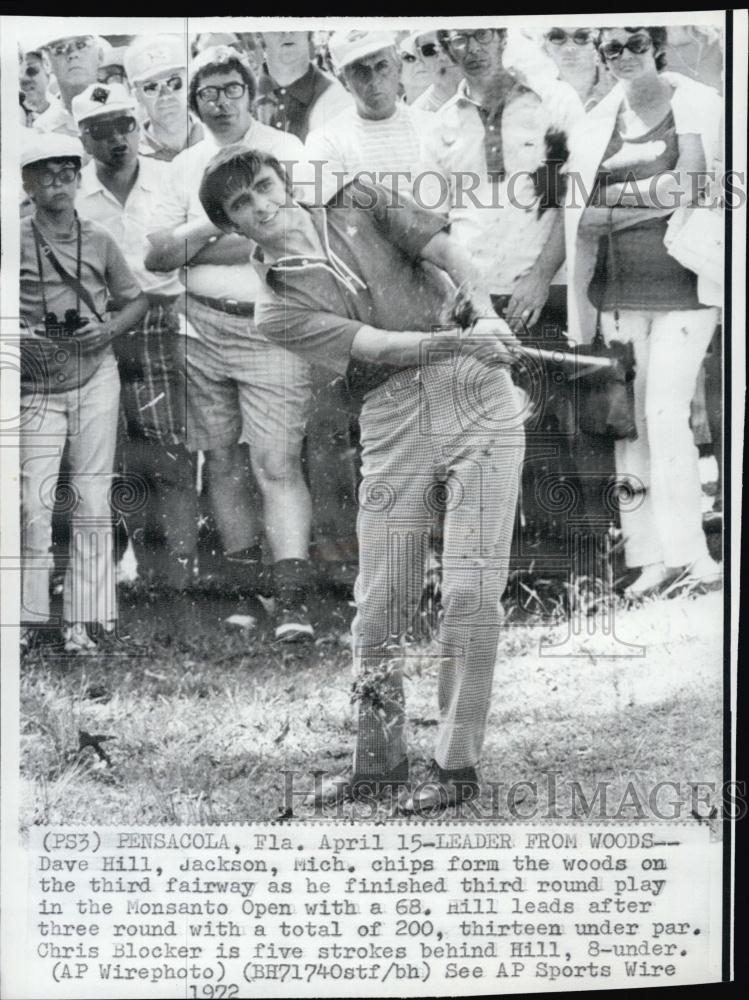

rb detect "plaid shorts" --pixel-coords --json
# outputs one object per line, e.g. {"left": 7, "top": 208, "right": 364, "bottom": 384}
{"left": 116, "top": 299, "right": 186, "bottom": 446}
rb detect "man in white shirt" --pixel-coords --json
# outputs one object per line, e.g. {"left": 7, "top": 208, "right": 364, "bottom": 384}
{"left": 408, "top": 30, "right": 463, "bottom": 113}
{"left": 145, "top": 45, "right": 315, "bottom": 642}
{"left": 75, "top": 82, "right": 198, "bottom": 592}
{"left": 305, "top": 30, "right": 437, "bottom": 204}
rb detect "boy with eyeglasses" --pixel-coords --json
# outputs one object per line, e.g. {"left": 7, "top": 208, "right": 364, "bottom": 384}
{"left": 74, "top": 81, "right": 199, "bottom": 594}
{"left": 19, "top": 131, "right": 148, "bottom": 653}
{"left": 145, "top": 45, "right": 317, "bottom": 642}
{"left": 125, "top": 35, "right": 204, "bottom": 162}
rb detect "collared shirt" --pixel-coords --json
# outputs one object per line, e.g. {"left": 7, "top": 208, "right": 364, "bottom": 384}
{"left": 33, "top": 95, "right": 80, "bottom": 138}
{"left": 78, "top": 156, "right": 182, "bottom": 297}
{"left": 139, "top": 115, "right": 205, "bottom": 162}
{"left": 152, "top": 119, "right": 310, "bottom": 302}
{"left": 305, "top": 101, "right": 440, "bottom": 205}
{"left": 255, "top": 63, "right": 352, "bottom": 142}
{"left": 254, "top": 181, "right": 451, "bottom": 400}
{"left": 426, "top": 76, "right": 584, "bottom": 293}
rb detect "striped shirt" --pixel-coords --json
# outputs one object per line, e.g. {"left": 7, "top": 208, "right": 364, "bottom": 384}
{"left": 305, "top": 101, "right": 439, "bottom": 204}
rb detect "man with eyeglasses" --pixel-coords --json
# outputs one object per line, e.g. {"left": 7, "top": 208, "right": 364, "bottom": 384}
{"left": 427, "top": 27, "right": 583, "bottom": 334}
{"left": 407, "top": 30, "right": 462, "bottom": 112}
{"left": 125, "top": 34, "right": 204, "bottom": 162}
{"left": 306, "top": 30, "right": 438, "bottom": 204}
{"left": 73, "top": 82, "right": 198, "bottom": 594}
{"left": 33, "top": 33, "right": 103, "bottom": 138}
{"left": 254, "top": 31, "right": 351, "bottom": 142}
{"left": 19, "top": 47, "right": 51, "bottom": 126}
{"left": 145, "top": 45, "right": 317, "bottom": 642}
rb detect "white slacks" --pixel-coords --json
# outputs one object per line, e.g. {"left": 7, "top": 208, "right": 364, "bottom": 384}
{"left": 600, "top": 307, "right": 719, "bottom": 569}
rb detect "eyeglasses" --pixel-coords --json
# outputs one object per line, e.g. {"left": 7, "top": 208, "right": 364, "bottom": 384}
{"left": 22, "top": 64, "right": 42, "bottom": 77}
{"left": 195, "top": 82, "right": 247, "bottom": 103}
{"left": 418, "top": 42, "right": 440, "bottom": 58}
{"left": 48, "top": 37, "right": 94, "bottom": 58}
{"left": 34, "top": 165, "right": 79, "bottom": 187}
{"left": 141, "top": 74, "right": 184, "bottom": 97}
{"left": 600, "top": 35, "right": 653, "bottom": 60}
{"left": 447, "top": 29, "right": 495, "bottom": 52}
{"left": 545, "top": 29, "right": 593, "bottom": 47}
{"left": 84, "top": 115, "right": 137, "bottom": 141}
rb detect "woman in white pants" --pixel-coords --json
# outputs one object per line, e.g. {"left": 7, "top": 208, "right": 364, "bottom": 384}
{"left": 564, "top": 25, "right": 722, "bottom": 597}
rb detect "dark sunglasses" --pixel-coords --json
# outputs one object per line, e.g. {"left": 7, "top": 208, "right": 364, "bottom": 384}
{"left": 48, "top": 37, "right": 94, "bottom": 58}
{"left": 418, "top": 42, "right": 439, "bottom": 58}
{"left": 84, "top": 115, "right": 137, "bottom": 141}
{"left": 22, "top": 64, "right": 42, "bottom": 77}
{"left": 34, "top": 164, "right": 79, "bottom": 187}
{"left": 600, "top": 35, "right": 653, "bottom": 60}
{"left": 546, "top": 29, "right": 593, "bottom": 47}
{"left": 195, "top": 82, "right": 247, "bottom": 103}
{"left": 141, "top": 74, "right": 184, "bottom": 96}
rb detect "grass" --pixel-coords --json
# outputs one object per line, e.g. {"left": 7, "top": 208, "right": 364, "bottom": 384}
{"left": 18, "top": 577, "right": 724, "bottom": 830}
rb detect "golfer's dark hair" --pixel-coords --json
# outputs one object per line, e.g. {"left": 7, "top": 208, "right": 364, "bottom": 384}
{"left": 188, "top": 51, "right": 257, "bottom": 116}
{"left": 199, "top": 145, "right": 293, "bottom": 230}
{"left": 596, "top": 26, "right": 668, "bottom": 70}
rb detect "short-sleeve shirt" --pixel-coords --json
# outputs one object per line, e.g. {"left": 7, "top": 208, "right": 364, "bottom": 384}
{"left": 426, "top": 77, "right": 584, "bottom": 293}
{"left": 305, "top": 102, "right": 440, "bottom": 205}
{"left": 78, "top": 156, "right": 182, "bottom": 296}
{"left": 255, "top": 63, "right": 352, "bottom": 142}
{"left": 151, "top": 119, "right": 311, "bottom": 302}
{"left": 254, "top": 181, "right": 452, "bottom": 400}
{"left": 20, "top": 214, "right": 142, "bottom": 332}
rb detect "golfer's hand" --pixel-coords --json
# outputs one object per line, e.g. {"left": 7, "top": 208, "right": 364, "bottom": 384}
{"left": 465, "top": 316, "right": 520, "bottom": 366}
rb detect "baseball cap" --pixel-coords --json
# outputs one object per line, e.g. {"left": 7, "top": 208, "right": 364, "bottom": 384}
{"left": 328, "top": 29, "right": 397, "bottom": 71}
{"left": 72, "top": 82, "right": 138, "bottom": 125}
{"left": 20, "top": 131, "right": 84, "bottom": 169}
{"left": 125, "top": 34, "right": 188, "bottom": 84}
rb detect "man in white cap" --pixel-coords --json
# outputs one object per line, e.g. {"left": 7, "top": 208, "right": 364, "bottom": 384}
{"left": 125, "top": 34, "right": 204, "bottom": 161}
{"left": 144, "top": 45, "right": 316, "bottom": 642}
{"left": 254, "top": 31, "right": 351, "bottom": 142}
{"left": 74, "top": 82, "right": 199, "bottom": 592}
{"left": 305, "top": 29, "right": 438, "bottom": 204}
{"left": 33, "top": 33, "right": 103, "bottom": 137}
{"left": 19, "top": 131, "right": 147, "bottom": 654}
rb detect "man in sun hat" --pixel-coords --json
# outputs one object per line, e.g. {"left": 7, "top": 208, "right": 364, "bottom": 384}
{"left": 306, "top": 28, "right": 438, "bottom": 203}
{"left": 125, "top": 34, "right": 204, "bottom": 161}
{"left": 32, "top": 31, "right": 103, "bottom": 137}
{"left": 73, "top": 81, "right": 199, "bottom": 592}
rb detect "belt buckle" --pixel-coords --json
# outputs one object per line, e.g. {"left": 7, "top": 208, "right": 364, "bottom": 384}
{"left": 224, "top": 298, "right": 239, "bottom": 314}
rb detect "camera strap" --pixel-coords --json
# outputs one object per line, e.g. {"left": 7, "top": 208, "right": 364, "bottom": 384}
{"left": 31, "top": 217, "right": 103, "bottom": 322}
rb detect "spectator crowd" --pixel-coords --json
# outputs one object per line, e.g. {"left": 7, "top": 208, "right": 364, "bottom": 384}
{"left": 18, "top": 23, "right": 724, "bottom": 680}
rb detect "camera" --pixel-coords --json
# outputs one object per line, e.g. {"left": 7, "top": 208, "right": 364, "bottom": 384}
{"left": 43, "top": 310, "right": 89, "bottom": 338}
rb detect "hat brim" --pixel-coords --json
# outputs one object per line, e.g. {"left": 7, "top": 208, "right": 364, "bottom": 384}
{"left": 334, "top": 41, "right": 397, "bottom": 71}
{"left": 130, "top": 62, "right": 187, "bottom": 85}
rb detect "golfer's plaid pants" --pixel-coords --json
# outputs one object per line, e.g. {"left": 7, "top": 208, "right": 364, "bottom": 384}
{"left": 351, "top": 353, "right": 525, "bottom": 778}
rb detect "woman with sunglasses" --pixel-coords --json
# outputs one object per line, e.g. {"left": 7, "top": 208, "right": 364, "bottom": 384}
{"left": 409, "top": 30, "right": 462, "bottom": 112}
{"left": 543, "top": 27, "right": 613, "bottom": 110}
{"left": 565, "top": 26, "right": 723, "bottom": 598}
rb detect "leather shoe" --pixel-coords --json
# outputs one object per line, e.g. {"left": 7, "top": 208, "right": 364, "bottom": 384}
{"left": 307, "top": 759, "right": 409, "bottom": 809}
{"left": 398, "top": 761, "right": 480, "bottom": 815}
